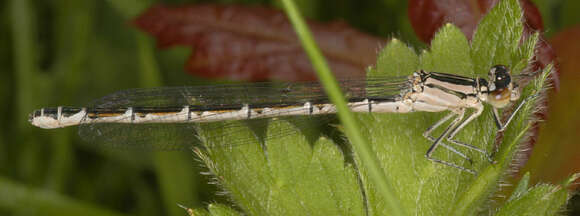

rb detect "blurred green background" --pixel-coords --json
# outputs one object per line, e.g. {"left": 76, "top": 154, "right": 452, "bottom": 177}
{"left": 1, "top": 0, "right": 579, "bottom": 215}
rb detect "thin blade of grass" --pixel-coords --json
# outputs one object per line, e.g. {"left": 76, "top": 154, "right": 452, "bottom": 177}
{"left": 280, "top": 1, "right": 405, "bottom": 215}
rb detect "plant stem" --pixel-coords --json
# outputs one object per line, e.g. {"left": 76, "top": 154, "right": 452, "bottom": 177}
{"left": 280, "top": 1, "right": 405, "bottom": 215}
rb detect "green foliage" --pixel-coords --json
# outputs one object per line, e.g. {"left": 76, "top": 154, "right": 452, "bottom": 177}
{"left": 496, "top": 173, "right": 580, "bottom": 216}
{"left": 420, "top": 24, "right": 473, "bottom": 75}
{"left": 195, "top": 121, "right": 365, "bottom": 215}
{"left": 374, "top": 38, "right": 419, "bottom": 77}
{"left": 193, "top": 0, "right": 576, "bottom": 215}
{"left": 471, "top": 0, "right": 524, "bottom": 75}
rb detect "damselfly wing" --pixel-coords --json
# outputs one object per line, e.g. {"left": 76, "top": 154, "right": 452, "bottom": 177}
{"left": 33, "top": 76, "right": 408, "bottom": 151}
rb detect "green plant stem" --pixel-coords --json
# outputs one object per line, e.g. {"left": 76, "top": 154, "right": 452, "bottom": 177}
{"left": 11, "top": 0, "right": 35, "bottom": 128}
{"left": 11, "top": 0, "right": 43, "bottom": 187}
{"left": 280, "top": 1, "right": 404, "bottom": 215}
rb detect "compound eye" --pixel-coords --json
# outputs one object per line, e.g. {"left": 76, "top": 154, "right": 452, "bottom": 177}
{"left": 490, "top": 65, "right": 511, "bottom": 89}
{"left": 490, "top": 65, "right": 508, "bottom": 75}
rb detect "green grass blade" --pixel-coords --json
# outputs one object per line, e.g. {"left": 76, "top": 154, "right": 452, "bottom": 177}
{"left": 280, "top": 0, "right": 405, "bottom": 215}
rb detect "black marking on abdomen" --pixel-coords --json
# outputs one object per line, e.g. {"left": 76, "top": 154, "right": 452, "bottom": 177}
{"left": 33, "top": 110, "right": 42, "bottom": 118}
{"left": 130, "top": 108, "right": 135, "bottom": 122}
{"left": 86, "top": 107, "right": 128, "bottom": 119}
{"left": 187, "top": 107, "right": 192, "bottom": 121}
{"left": 189, "top": 104, "right": 246, "bottom": 112}
{"left": 61, "top": 107, "right": 82, "bottom": 117}
{"left": 254, "top": 108, "right": 264, "bottom": 115}
{"left": 42, "top": 107, "right": 59, "bottom": 119}
{"left": 132, "top": 107, "right": 184, "bottom": 113}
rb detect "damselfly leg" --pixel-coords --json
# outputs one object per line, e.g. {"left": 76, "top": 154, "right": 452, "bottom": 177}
{"left": 446, "top": 103, "right": 494, "bottom": 163}
{"left": 423, "top": 109, "right": 480, "bottom": 174}
{"left": 488, "top": 92, "right": 540, "bottom": 156}
{"left": 422, "top": 112, "right": 471, "bottom": 163}
{"left": 423, "top": 91, "right": 539, "bottom": 174}
{"left": 493, "top": 92, "right": 540, "bottom": 132}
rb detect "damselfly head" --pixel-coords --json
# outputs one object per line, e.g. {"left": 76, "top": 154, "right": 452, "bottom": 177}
{"left": 488, "top": 65, "right": 511, "bottom": 91}
{"left": 487, "top": 65, "right": 520, "bottom": 108}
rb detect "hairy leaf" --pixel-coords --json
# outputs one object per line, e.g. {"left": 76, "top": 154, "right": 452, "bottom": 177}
{"left": 195, "top": 120, "right": 365, "bottom": 215}
{"left": 496, "top": 173, "right": 579, "bottom": 215}
{"left": 359, "top": 0, "right": 553, "bottom": 215}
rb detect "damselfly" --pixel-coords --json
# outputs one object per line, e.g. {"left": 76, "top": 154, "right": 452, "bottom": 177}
{"left": 29, "top": 65, "right": 537, "bottom": 174}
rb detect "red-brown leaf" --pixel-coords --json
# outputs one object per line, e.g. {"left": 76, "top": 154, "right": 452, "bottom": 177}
{"left": 133, "top": 4, "right": 387, "bottom": 81}
{"left": 408, "top": 0, "right": 481, "bottom": 42}
{"left": 522, "top": 25, "right": 580, "bottom": 188}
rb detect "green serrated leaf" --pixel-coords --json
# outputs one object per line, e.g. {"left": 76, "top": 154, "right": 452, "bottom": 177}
{"left": 196, "top": 120, "right": 364, "bottom": 215}
{"left": 512, "top": 32, "right": 539, "bottom": 74}
{"left": 496, "top": 182, "right": 569, "bottom": 216}
{"left": 420, "top": 23, "right": 473, "bottom": 75}
{"left": 359, "top": 26, "right": 484, "bottom": 215}
{"left": 359, "top": 24, "right": 485, "bottom": 216}
{"left": 518, "top": 32, "right": 539, "bottom": 63}
{"left": 562, "top": 173, "right": 580, "bottom": 187}
{"left": 471, "top": 0, "right": 523, "bottom": 75}
{"left": 310, "top": 138, "right": 366, "bottom": 216}
{"left": 359, "top": 1, "right": 551, "bottom": 215}
{"left": 373, "top": 38, "right": 419, "bottom": 77}
{"left": 508, "top": 172, "right": 531, "bottom": 202}
{"left": 196, "top": 121, "right": 272, "bottom": 215}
